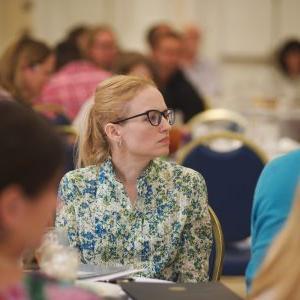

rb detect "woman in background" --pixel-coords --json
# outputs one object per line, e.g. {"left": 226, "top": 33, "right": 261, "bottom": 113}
{"left": 272, "top": 39, "right": 300, "bottom": 107}
{"left": 0, "top": 35, "right": 71, "bottom": 125}
{"left": 0, "top": 36, "right": 54, "bottom": 105}
{"left": 0, "top": 100, "right": 99, "bottom": 299}
{"left": 73, "top": 51, "right": 158, "bottom": 133}
{"left": 250, "top": 187, "right": 300, "bottom": 300}
{"left": 56, "top": 75, "right": 212, "bottom": 283}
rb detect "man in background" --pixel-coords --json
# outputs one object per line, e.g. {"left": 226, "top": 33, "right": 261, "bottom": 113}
{"left": 181, "top": 24, "right": 221, "bottom": 104}
{"left": 150, "top": 30, "right": 207, "bottom": 122}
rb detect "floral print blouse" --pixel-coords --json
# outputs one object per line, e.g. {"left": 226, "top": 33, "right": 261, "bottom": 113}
{"left": 56, "top": 158, "right": 212, "bottom": 283}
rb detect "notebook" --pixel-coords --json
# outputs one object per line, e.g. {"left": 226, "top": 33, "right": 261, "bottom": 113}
{"left": 121, "top": 282, "right": 242, "bottom": 300}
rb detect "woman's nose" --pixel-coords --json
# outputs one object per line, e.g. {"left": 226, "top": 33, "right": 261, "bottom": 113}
{"left": 159, "top": 116, "right": 172, "bottom": 131}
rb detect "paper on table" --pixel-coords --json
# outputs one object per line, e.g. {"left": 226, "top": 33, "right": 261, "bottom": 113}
{"left": 77, "top": 263, "right": 144, "bottom": 282}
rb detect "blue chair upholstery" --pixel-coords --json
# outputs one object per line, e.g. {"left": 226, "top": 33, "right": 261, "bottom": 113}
{"left": 55, "top": 125, "right": 77, "bottom": 172}
{"left": 177, "top": 132, "right": 267, "bottom": 275}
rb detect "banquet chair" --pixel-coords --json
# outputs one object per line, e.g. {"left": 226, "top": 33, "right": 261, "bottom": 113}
{"left": 208, "top": 206, "right": 224, "bottom": 281}
{"left": 56, "top": 125, "right": 78, "bottom": 172}
{"left": 177, "top": 131, "right": 267, "bottom": 275}
{"left": 187, "top": 109, "right": 248, "bottom": 138}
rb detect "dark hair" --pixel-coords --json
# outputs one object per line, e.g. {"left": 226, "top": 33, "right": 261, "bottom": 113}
{"left": 67, "top": 25, "right": 88, "bottom": 44}
{"left": 113, "top": 51, "right": 159, "bottom": 84}
{"left": 54, "top": 40, "right": 82, "bottom": 71}
{"left": 55, "top": 25, "right": 89, "bottom": 71}
{"left": 151, "top": 31, "right": 182, "bottom": 50}
{"left": 146, "top": 23, "right": 172, "bottom": 49}
{"left": 0, "top": 100, "right": 65, "bottom": 197}
{"left": 277, "top": 39, "right": 300, "bottom": 75}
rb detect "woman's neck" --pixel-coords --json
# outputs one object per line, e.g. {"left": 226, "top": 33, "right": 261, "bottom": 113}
{"left": 111, "top": 154, "right": 151, "bottom": 184}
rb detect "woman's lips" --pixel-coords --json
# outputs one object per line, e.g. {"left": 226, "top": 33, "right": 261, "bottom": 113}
{"left": 159, "top": 136, "right": 170, "bottom": 144}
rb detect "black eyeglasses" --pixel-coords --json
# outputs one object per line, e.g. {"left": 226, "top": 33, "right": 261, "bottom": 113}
{"left": 112, "top": 109, "right": 175, "bottom": 126}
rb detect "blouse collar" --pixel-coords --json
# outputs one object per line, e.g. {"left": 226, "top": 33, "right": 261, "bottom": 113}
{"left": 98, "top": 157, "right": 157, "bottom": 185}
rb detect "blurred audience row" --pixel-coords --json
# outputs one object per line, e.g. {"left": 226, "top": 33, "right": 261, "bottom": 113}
{"left": 0, "top": 23, "right": 220, "bottom": 126}
{"left": 1, "top": 22, "right": 300, "bottom": 127}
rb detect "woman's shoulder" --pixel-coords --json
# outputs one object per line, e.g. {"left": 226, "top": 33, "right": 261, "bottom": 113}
{"left": 24, "top": 273, "right": 100, "bottom": 299}
{"left": 61, "top": 165, "right": 100, "bottom": 184}
{"left": 153, "top": 158, "right": 205, "bottom": 183}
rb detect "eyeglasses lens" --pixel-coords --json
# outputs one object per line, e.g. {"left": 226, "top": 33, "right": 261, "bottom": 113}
{"left": 148, "top": 111, "right": 161, "bottom": 126}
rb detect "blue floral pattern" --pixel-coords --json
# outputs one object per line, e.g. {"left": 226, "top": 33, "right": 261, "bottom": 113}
{"left": 56, "top": 158, "right": 212, "bottom": 282}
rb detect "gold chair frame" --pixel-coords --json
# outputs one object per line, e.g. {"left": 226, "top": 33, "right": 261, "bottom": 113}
{"left": 187, "top": 108, "right": 248, "bottom": 133}
{"left": 177, "top": 131, "right": 268, "bottom": 165}
{"left": 208, "top": 205, "right": 225, "bottom": 281}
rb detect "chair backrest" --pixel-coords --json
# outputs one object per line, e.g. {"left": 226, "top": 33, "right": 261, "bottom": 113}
{"left": 56, "top": 125, "right": 78, "bottom": 172}
{"left": 187, "top": 109, "right": 248, "bottom": 138}
{"left": 208, "top": 206, "right": 224, "bottom": 281}
{"left": 177, "top": 131, "right": 267, "bottom": 243}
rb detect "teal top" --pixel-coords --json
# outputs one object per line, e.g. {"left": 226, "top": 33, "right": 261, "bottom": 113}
{"left": 56, "top": 158, "right": 212, "bottom": 283}
{"left": 246, "top": 150, "right": 300, "bottom": 289}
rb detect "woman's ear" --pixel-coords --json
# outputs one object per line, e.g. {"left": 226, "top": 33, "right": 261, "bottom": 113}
{"left": 104, "top": 123, "right": 122, "bottom": 144}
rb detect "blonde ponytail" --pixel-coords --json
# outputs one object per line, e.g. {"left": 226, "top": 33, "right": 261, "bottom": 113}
{"left": 76, "top": 105, "right": 109, "bottom": 167}
{"left": 76, "top": 75, "right": 155, "bottom": 167}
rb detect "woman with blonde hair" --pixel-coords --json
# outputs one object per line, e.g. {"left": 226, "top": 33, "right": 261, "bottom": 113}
{"left": 0, "top": 35, "right": 54, "bottom": 104}
{"left": 250, "top": 186, "right": 300, "bottom": 299}
{"left": 56, "top": 75, "right": 212, "bottom": 282}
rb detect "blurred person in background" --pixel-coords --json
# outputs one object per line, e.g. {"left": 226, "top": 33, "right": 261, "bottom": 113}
{"left": 0, "top": 100, "right": 100, "bottom": 300}
{"left": 181, "top": 24, "right": 221, "bottom": 103}
{"left": 55, "top": 25, "right": 89, "bottom": 71}
{"left": 113, "top": 51, "right": 158, "bottom": 83}
{"left": 249, "top": 187, "right": 300, "bottom": 300}
{"left": 0, "top": 36, "right": 68, "bottom": 123}
{"left": 0, "top": 36, "right": 54, "bottom": 105}
{"left": 146, "top": 22, "right": 172, "bottom": 53}
{"left": 271, "top": 39, "right": 300, "bottom": 108}
{"left": 246, "top": 150, "right": 300, "bottom": 289}
{"left": 37, "top": 25, "right": 113, "bottom": 121}
{"left": 67, "top": 25, "right": 90, "bottom": 58}
{"left": 57, "top": 75, "right": 212, "bottom": 283}
{"left": 73, "top": 51, "right": 158, "bottom": 133}
{"left": 150, "top": 31, "right": 207, "bottom": 122}
{"left": 87, "top": 25, "right": 119, "bottom": 72}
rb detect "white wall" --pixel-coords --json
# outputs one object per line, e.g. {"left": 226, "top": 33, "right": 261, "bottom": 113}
{"left": 0, "top": 0, "right": 32, "bottom": 53}
{"left": 31, "top": 0, "right": 114, "bottom": 45}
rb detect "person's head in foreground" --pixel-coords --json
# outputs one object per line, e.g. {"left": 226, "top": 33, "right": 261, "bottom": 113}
{"left": 78, "top": 75, "right": 174, "bottom": 167}
{"left": 0, "top": 100, "right": 99, "bottom": 299}
{"left": 250, "top": 188, "right": 300, "bottom": 300}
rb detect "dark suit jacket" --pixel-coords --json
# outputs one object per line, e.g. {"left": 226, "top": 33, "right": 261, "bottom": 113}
{"left": 161, "top": 70, "right": 206, "bottom": 123}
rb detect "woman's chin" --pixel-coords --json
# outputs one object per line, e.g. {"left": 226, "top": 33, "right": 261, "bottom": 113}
{"left": 154, "top": 147, "right": 170, "bottom": 157}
